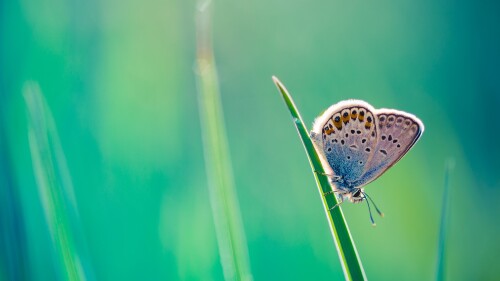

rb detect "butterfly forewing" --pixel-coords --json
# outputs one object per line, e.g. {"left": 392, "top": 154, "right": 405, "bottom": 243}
{"left": 354, "top": 110, "right": 424, "bottom": 187}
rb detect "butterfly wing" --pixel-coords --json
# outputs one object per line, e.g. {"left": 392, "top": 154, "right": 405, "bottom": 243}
{"left": 353, "top": 109, "right": 424, "bottom": 187}
{"left": 310, "top": 100, "right": 379, "bottom": 182}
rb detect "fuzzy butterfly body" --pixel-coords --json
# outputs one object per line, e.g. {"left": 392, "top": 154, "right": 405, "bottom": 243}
{"left": 310, "top": 100, "right": 424, "bottom": 206}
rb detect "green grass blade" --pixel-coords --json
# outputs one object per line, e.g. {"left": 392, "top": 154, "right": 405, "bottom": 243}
{"left": 435, "top": 161, "right": 453, "bottom": 281}
{"left": 24, "top": 82, "right": 93, "bottom": 281}
{"left": 195, "top": 2, "right": 253, "bottom": 280}
{"left": 272, "top": 76, "right": 366, "bottom": 281}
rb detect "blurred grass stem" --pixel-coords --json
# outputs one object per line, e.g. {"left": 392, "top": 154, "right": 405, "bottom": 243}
{"left": 195, "top": 1, "right": 253, "bottom": 280}
{"left": 0, "top": 108, "right": 28, "bottom": 280}
{"left": 24, "top": 82, "right": 93, "bottom": 281}
{"left": 435, "top": 161, "right": 453, "bottom": 281}
{"left": 272, "top": 76, "right": 366, "bottom": 281}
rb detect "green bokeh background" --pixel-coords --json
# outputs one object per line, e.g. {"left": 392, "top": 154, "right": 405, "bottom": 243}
{"left": 1, "top": 0, "right": 499, "bottom": 280}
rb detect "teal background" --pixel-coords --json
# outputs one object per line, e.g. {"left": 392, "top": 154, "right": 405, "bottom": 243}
{"left": 1, "top": 0, "right": 499, "bottom": 280}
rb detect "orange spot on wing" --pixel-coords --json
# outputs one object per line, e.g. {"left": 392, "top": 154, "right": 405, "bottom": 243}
{"left": 342, "top": 113, "right": 350, "bottom": 123}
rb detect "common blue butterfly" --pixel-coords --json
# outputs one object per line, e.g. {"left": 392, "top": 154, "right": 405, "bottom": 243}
{"left": 310, "top": 100, "right": 424, "bottom": 224}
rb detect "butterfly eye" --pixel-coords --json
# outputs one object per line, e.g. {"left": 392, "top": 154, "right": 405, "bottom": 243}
{"left": 353, "top": 189, "right": 361, "bottom": 197}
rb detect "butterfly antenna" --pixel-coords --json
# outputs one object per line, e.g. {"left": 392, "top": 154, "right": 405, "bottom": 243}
{"left": 364, "top": 196, "right": 376, "bottom": 226}
{"left": 363, "top": 192, "right": 384, "bottom": 217}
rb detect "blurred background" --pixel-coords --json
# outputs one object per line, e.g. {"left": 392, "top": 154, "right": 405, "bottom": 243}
{"left": 1, "top": 0, "right": 499, "bottom": 280}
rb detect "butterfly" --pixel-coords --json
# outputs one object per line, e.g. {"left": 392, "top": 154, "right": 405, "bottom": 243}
{"left": 310, "top": 100, "right": 424, "bottom": 224}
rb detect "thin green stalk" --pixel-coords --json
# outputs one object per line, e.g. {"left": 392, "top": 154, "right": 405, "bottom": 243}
{"left": 435, "top": 161, "right": 453, "bottom": 281}
{"left": 272, "top": 76, "right": 366, "bottom": 281}
{"left": 195, "top": 1, "right": 252, "bottom": 280}
{"left": 24, "top": 82, "right": 93, "bottom": 281}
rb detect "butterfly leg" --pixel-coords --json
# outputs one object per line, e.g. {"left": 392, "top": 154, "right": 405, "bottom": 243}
{"left": 329, "top": 197, "right": 344, "bottom": 211}
{"left": 314, "top": 171, "right": 342, "bottom": 182}
{"left": 332, "top": 176, "right": 342, "bottom": 182}
{"left": 314, "top": 170, "right": 333, "bottom": 177}
{"left": 323, "top": 190, "right": 335, "bottom": 196}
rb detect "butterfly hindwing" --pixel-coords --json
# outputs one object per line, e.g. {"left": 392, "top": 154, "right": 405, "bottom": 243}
{"left": 354, "top": 109, "right": 424, "bottom": 187}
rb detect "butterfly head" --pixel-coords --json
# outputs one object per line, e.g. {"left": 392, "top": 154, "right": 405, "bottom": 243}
{"left": 347, "top": 188, "right": 365, "bottom": 203}
{"left": 332, "top": 179, "right": 365, "bottom": 204}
